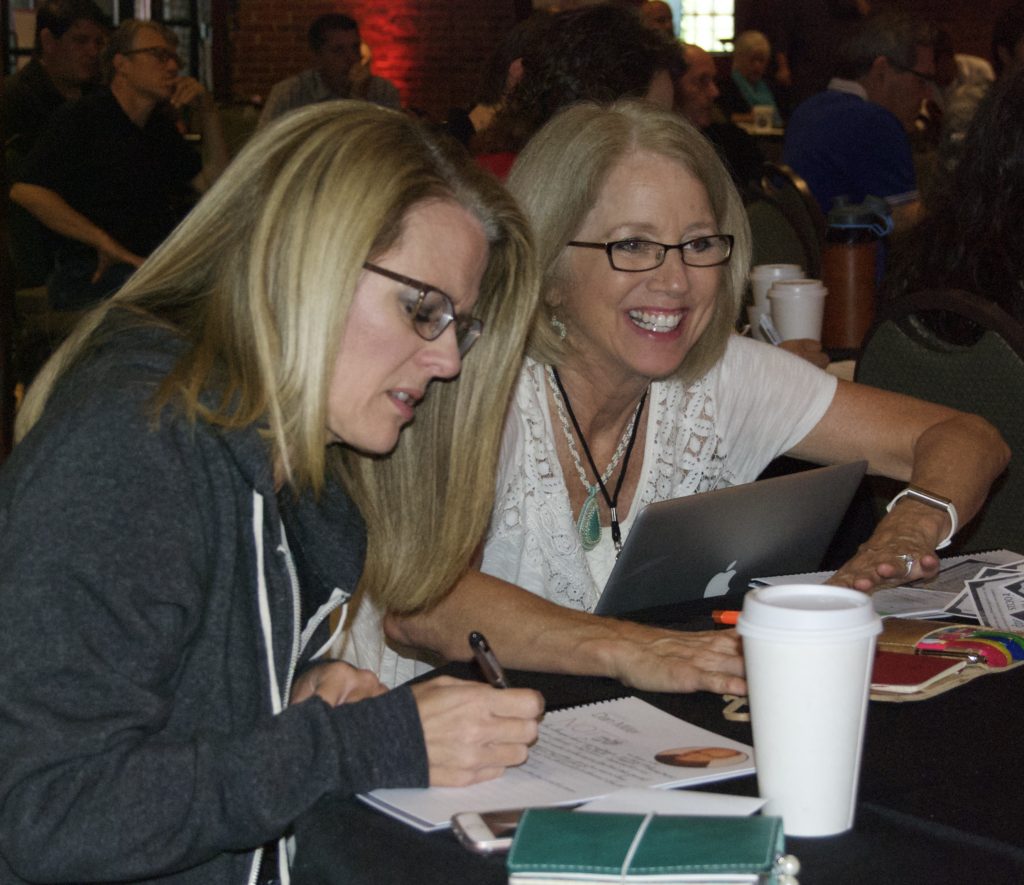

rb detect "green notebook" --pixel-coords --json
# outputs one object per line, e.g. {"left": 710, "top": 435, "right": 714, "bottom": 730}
{"left": 507, "top": 810, "right": 789, "bottom": 884}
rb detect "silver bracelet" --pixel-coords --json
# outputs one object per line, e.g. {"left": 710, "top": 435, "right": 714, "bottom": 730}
{"left": 886, "top": 485, "right": 959, "bottom": 550}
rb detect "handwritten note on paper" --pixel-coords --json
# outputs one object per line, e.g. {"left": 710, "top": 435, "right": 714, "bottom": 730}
{"left": 360, "top": 696, "right": 755, "bottom": 831}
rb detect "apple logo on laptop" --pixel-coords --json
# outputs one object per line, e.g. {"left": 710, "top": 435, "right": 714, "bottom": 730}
{"left": 703, "top": 561, "right": 737, "bottom": 598}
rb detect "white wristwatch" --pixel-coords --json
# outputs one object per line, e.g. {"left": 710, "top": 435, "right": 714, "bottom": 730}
{"left": 886, "top": 485, "right": 959, "bottom": 549}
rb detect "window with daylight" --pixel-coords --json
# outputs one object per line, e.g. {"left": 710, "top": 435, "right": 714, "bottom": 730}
{"left": 680, "top": 0, "right": 736, "bottom": 52}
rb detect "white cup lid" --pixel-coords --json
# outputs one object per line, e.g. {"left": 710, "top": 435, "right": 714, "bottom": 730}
{"left": 738, "top": 584, "right": 881, "bottom": 639}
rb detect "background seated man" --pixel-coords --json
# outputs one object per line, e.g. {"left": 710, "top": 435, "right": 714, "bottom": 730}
{"left": 10, "top": 19, "right": 228, "bottom": 312}
{"left": 675, "top": 43, "right": 764, "bottom": 191}
{"left": 1, "top": 0, "right": 107, "bottom": 161}
{"left": 259, "top": 13, "right": 400, "bottom": 128}
{"left": 639, "top": 0, "right": 674, "bottom": 36}
{"left": 781, "top": 10, "right": 935, "bottom": 233}
{"left": 1, "top": 0, "right": 108, "bottom": 288}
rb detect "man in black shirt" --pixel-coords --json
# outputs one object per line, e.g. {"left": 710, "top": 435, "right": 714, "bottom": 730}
{"left": 10, "top": 19, "right": 228, "bottom": 310}
{"left": 1, "top": 0, "right": 108, "bottom": 288}
{"left": 1, "top": 0, "right": 108, "bottom": 158}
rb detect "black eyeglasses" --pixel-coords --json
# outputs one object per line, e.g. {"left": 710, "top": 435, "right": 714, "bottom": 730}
{"left": 362, "top": 262, "right": 484, "bottom": 356}
{"left": 886, "top": 58, "right": 937, "bottom": 84}
{"left": 122, "top": 46, "right": 182, "bottom": 66}
{"left": 567, "top": 235, "right": 734, "bottom": 272}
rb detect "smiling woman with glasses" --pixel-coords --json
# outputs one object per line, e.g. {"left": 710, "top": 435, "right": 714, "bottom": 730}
{"left": 349, "top": 99, "right": 1008, "bottom": 712}
{"left": 0, "top": 102, "right": 542, "bottom": 885}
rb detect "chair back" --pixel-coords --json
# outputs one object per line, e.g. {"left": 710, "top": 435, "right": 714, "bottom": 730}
{"left": 744, "top": 189, "right": 812, "bottom": 275}
{"left": 855, "top": 289, "right": 1024, "bottom": 554}
{"left": 760, "top": 161, "right": 826, "bottom": 277}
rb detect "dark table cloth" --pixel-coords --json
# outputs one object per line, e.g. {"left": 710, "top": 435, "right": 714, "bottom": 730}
{"left": 293, "top": 603, "right": 1024, "bottom": 884}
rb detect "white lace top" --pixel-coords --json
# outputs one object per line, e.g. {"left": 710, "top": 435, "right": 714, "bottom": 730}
{"left": 340, "top": 336, "right": 837, "bottom": 686}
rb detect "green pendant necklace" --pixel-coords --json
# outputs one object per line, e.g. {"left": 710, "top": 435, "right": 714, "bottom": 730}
{"left": 546, "top": 366, "right": 647, "bottom": 553}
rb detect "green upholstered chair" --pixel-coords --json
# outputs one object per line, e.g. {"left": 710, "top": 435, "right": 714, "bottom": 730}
{"left": 760, "top": 161, "right": 826, "bottom": 278}
{"left": 745, "top": 192, "right": 811, "bottom": 276}
{"left": 855, "top": 289, "right": 1024, "bottom": 554}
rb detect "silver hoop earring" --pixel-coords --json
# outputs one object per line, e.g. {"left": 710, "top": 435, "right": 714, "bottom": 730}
{"left": 551, "top": 315, "right": 568, "bottom": 341}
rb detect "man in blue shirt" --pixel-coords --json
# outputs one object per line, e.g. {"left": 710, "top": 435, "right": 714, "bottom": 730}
{"left": 783, "top": 11, "right": 935, "bottom": 233}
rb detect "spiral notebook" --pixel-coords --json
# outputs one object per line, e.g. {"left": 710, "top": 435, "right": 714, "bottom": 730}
{"left": 359, "top": 696, "right": 755, "bottom": 832}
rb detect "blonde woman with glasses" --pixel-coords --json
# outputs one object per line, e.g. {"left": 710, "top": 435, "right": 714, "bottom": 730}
{"left": 0, "top": 102, "right": 542, "bottom": 885}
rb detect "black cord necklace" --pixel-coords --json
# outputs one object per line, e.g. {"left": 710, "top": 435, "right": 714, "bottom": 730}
{"left": 550, "top": 367, "right": 647, "bottom": 554}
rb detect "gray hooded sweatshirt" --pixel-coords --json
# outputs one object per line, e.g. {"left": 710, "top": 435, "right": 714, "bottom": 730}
{"left": 0, "top": 319, "right": 427, "bottom": 884}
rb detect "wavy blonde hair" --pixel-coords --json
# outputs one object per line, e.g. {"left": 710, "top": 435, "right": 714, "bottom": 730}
{"left": 506, "top": 99, "right": 750, "bottom": 383}
{"left": 17, "top": 101, "right": 539, "bottom": 613}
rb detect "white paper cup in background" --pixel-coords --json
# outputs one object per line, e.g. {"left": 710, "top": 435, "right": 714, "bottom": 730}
{"left": 749, "top": 263, "right": 803, "bottom": 309}
{"left": 738, "top": 585, "right": 881, "bottom": 837}
{"left": 768, "top": 278, "right": 827, "bottom": 341}
{"left": 752, "top": 104, "right": 774, "bottom": 130}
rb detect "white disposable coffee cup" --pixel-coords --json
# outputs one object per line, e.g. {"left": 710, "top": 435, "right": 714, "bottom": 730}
{"left": 738, "top": 584, "right": 881, "bottom": 837}
{"left": 752, "top": 104, "right": 774, "bottom": 130}
{"left": 768, "top": 278, "right": 827, "bottom": 341}
{"left": 749, "top": 264, "right": 803, "bottom": 308}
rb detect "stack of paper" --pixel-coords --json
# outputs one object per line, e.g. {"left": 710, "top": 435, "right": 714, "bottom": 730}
{"left": 754, "top": 548, "right": 1024, "bottom": 622}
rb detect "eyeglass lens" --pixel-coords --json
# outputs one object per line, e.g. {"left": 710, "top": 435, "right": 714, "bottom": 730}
{"left": 609, "top": 236, "right": 732, "bottom": 271}
{"left": 388, "top": 275, "right": 481, "bottom": 355}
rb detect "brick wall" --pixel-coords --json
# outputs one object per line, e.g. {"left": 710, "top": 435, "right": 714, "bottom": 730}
{"left": 229, "top": 0, "right": 518, "bottom": 121}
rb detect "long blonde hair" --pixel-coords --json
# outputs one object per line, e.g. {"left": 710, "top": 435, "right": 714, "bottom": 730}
{"left": 506, "top": 99, "right": 750, "bottom": 382}
{"left": 17, "top": 101, "right": 539, "bottom": 613}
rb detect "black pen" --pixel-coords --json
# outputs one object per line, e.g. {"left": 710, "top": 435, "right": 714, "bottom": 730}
{"left": 469, "top": 631, "right": 511, "bottom": 689}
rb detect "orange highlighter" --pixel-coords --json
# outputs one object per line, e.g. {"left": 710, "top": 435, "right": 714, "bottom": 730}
{"left": 712, "top": 610, "right": 740, "bottom": 625}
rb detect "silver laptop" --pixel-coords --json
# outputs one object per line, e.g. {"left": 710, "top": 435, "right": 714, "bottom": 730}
{"left": 593, "top": 461, "right": 867, "bottom": 617}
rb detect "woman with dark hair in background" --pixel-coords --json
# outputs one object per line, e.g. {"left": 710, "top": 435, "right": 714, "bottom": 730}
{"left": 885, "top": 66, "right": 1024, "bottom": 319}
{"left": 472, "top": 3, "right": 676, "bottom": 178}
{"left": 444, "top": 11, "right": 552, "bottom": 147}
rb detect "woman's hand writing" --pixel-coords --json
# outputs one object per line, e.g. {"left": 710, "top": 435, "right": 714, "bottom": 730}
{"left": 411, "top": 676, "right": 543, "bottom": 787}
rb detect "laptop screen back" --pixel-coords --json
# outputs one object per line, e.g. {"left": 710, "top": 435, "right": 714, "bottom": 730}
{"left": 593, "top": 460, "right": 867, "bottom": 617}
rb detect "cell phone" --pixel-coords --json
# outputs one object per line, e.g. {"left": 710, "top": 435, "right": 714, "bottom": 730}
{"left": 450, "top": 808, "right": 524, "bottom": 854}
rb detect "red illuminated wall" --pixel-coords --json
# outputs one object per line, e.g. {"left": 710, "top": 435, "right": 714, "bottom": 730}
{"left": 229, "top": 0, "right": 519, "bottom": 120}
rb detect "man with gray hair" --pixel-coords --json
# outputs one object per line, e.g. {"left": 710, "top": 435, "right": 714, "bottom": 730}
{"left": 782, "top": 10, "right": 935, "bottom": 232}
